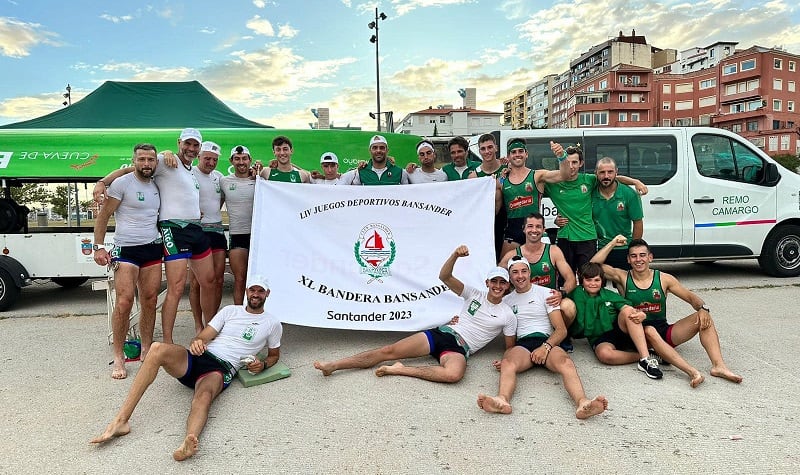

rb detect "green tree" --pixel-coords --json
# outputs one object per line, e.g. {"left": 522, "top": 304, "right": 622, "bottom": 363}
{"left": 49, "top": 185, "right": 82, "bottom": 219}
{"left": 9, "top": 184, "right": 53, "bottom": 209}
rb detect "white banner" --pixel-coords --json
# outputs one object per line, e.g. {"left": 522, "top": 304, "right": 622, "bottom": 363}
{"left": 249, "top": 177, "right": 497, "bottom": 331}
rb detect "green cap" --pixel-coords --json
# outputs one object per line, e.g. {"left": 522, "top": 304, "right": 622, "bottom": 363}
{"left": 508, "top": 140, "right": 527, "bottom": 151}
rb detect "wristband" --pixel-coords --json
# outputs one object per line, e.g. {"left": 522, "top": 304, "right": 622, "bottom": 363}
{"left": 557, "top": 151, "right": 568, "bottom": 163}
{"left": 542, "top": 342, "right": 553, "bottom": 351}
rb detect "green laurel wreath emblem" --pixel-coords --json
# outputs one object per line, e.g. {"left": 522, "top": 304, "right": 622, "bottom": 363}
{"left": 354, "top": 241, "right": 396, "bottom": 278}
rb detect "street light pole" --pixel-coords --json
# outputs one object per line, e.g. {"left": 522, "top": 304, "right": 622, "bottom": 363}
{"left": 369, "top": 8, "right": 387, "bottom": 132}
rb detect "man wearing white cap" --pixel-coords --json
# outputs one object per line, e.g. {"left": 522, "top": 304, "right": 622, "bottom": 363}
{"left": 94, "top": 128, "right": 218, "bottom": 344}
{"left": 477, "top": 254, "right": 608, "bottom": 419}
{"left": 91, "top": 275, "right": 283, "bottom": 462}
{"left": 220, "top": 145, "right": 259, "bottom": 305}
{"left": 340, "top": 134, "right": 410, "bottom": 185}
{"left": 406, "top": 139, "right": 448, "bottom": 184}
{"left": 188, "top": 141, "right": 226, "bottom": 331}
{"left": 314, "top": 245, "right": 516, "bottom": 383}
{"left": 311, "top": 152, "right": 343, "bottom": 185}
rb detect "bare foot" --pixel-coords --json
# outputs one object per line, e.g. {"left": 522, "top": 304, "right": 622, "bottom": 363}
{"left": 690, "top": 371, "right": 706, "bottom": 388}
{"left": 710, "top": 366, "right": 743, "bottom": 383}
{"left": 477, "top": 394, "right": 512, "bottom": 414}
{"left": 576, "top": 396, "right": 608, "bottom": 420}
{"left": 111, "top": 360, "right": 127, "bottom": 380}
{"left": 173, "top": 434, "right": 199, "bottom": 461}
{"left": 375, "top": 362, "right": 404, "bottom": 377}
{"left": 90, "top": 419, "right": 131, "bottom": 444}
{"left": 313, "top": 361, "right": 335, "bottom": 376}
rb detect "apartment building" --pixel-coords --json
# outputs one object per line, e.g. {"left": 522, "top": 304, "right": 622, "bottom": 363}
{"left": 571, "top": 64, "right": 654, "bottom": 128}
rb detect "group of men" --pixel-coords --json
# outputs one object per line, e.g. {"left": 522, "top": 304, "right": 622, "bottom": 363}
{"left": 90, "top": 128, "right": 742, "bottom": 461}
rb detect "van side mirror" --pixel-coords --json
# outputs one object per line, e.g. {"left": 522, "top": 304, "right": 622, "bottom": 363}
{"left": 764, "top": 162, "right": 781, "bottom": 186}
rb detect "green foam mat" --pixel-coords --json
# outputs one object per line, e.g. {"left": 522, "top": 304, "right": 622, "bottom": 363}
{"left": 237, "top": 361, "right": 291, "bottom": 387}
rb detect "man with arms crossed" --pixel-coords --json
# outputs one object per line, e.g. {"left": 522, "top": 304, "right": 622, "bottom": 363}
{"left": 477, "top": 255, "right": 607, "bottom": 419}
{"left": 93, "top": 143, "right": 163, "bottom": 379}
{"left": 91, "top": 276, "right": 282, "bottom": 462}
{"left": 592, "top": 236, "right": 742, "bottom": 384}
{"left": 95, "top": 128, "right": 218, "bottom": 344}
{"left": 314, "top": 245, "right": 516, "bottom": 383}
{"left": 220, "top": 145, "right": 259, "bottom": 304}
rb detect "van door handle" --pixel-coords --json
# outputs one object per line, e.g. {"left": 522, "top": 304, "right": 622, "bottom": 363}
{"left": 693, "top": 197, "right": 714, "bottom": 203}
{"left": 649, "top": 199, "right": 671, "bottom": 204}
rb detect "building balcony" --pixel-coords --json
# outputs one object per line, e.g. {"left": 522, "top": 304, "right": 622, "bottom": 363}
{"left": 711, "top": 108, "right": 768, "bottom": 124}
{"left": 614, "top": 82, "right": 651, "bottom": 91}
{"left": 719, "top": 89, "right": 762, "bottom": 105}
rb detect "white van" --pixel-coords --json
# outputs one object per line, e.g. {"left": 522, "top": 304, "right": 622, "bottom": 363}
{"left": 469, "top": 127, "right": 800, "bottom": 277}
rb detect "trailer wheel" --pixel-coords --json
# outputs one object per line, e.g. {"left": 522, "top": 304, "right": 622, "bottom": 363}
{"left": 0, "top": 269, "right": 21, "bottom": 312}
{"left": 759, "top": 225, "right": 800, "bottom": 277}
{"left": 52, "top": 277, "right": 90, "bottom": 288}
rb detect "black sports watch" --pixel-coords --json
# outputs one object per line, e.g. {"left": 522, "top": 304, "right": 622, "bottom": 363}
{"left": 93, "top": 244, "right": 106, "bottom": 251}
{"left": 699, "top": 304, "right": 710, "bottom": 312}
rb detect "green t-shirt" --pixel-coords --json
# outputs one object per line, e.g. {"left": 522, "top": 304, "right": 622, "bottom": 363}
{"left": 268, "top": 169, "right": 303, "bottom": 183}
{"left": 544, "top": 173, "right": 598, "bottom": 241}
{"left": 568, "top": 286, "right": 630, "bottom": 344}
{"left": 625, "top": 270, "right": 667, "bottom": 323}
{"left": 358, "top": 162, "right": 404, "bottom": 185}
{"left": 592, "top": 181, "right": 644, "bottom": 247}
{"left": 502, "top": 169, "right": 540, "bottom": 219}
{"left": 474, "top": 163, "right": 507, "bottom": 178}
{"left": 442, "top": 161, "right": 480, "bottom": 181}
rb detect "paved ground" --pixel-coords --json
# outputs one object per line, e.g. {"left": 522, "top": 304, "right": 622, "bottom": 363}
{"left": 1, "top": 260, "right": 799, "bottom": 473}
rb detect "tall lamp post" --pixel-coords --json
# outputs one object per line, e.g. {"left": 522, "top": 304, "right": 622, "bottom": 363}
{"left": 368, "top": 8, "right": 387, "bottom": 131}
{"left": 62, "top": 84, "right": 71, "bottom": 107}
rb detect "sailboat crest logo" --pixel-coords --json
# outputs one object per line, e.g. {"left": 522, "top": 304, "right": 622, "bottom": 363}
{"left": 354, "top": 223, "right": 396, "bottom": 282}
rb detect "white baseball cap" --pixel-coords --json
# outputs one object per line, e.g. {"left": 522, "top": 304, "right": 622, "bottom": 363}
{"left": 507, "top": 255, "right": 531, "bottom": 271}
{"left": 231, "top": 145, "right": 251, "bottom": 158}
{"left": 370, "top": 135, "right": 387, "bottom": 146}
{"left": 179, "top": 128, "right": 202, "bottom": 143}
{"left": 200, "top": 141, "right": 221, "bottom": 155}
{"left": 246, "top": 274, "right": 270, "bottom": 291}
{"left": 485, "top": 267, "right": 510, "bottom": 282}
{"left": 320, "top": 152, "right": 339, "bottom": 164}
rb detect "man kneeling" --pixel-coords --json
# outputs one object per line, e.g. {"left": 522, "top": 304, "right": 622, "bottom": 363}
{"left": 90, "top": 276, "right": 283, "bottom": 461}
{"left": 314, "top": 245, "right": 517, "bottom": 383}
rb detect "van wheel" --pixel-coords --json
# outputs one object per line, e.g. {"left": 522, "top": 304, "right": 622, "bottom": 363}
{"left": 0, "top": 269, "right": 21, "bottom": 311}
{"left": 52, "top": 277, "right": 89, "bottom": 288}
{"left": 759, "top": 225, "right": 800, "bottom": 277}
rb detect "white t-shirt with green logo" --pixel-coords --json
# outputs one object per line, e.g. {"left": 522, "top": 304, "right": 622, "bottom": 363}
{"left": 441, "top": 285, "right": 516, "bottom": 355}
{"left": 206, "top": 305, "right": 283, "bottom": 374}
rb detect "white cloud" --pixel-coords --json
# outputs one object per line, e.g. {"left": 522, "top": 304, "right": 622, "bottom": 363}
{"left": 391, "top": 0, "right": 474, "bottom": 16}
{"left": 200, "top": 27, "right": 215, "bottom": 34}
{"left": 246, "top": 15, "right": 275, "bottom": 36}
{"left": 0, "top": 90, "right": 86, "bottom": 124}
{"left": 277, "top": 23, "right": 298, "bottom": 39}
{"left": 253, "top": 0, "right": 266, "bottom": 7}
{"left": 99, "top": 13, "right": 134, "bottom": 23}
{"left": 0, "top": 17, "right": 60, "bottom": 58}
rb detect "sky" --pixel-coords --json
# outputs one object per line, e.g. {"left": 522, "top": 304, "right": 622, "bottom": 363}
{"left": 1, "top": 0, "right": 799, "bottom": 130}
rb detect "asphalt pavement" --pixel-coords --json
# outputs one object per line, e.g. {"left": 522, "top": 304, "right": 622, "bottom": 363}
{"left": 1, "top": 259, "right": 799, "bottom": 473}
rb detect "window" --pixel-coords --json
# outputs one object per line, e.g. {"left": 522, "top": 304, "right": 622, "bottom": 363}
{"left": 699, "top": 79, "right": 716, "bottom": 89}
{"left": 631, "top": 113, "right": 640, "bottom": 122}
{"left": 600, "top": 79, "right": 608, "bottom": 89}
{"left": 662, "top": 101, "right": 671, "bottom": 110}
{"left": 662, "top": 83, "right": 671, "bottom": 94}
{"left": 620, "top": 75, "right": 628, "bottom": 84}
{"left": 429, "top": 118, "right": 436, "bottom": 124}
{"left": 747, "top": 100, "right": 762, "bottom": 111}
{"left": 732, "top": 124, "right": 742, "bottom": 133}
{"left": 676, "top": 118, "right": 692, "bottom": 126}
{"left": 747, "top": 79, "right": 759, "bottom": 90}
{"left": 747, "top": 120, "right": 758, "bottom": 131}
{"left": 772, "top": 120, "right": 781, "bottom": 129}
{"left": 619, "top": 94, "right": 627, "bottom": 102}
{"left": 774, "top": 58, "right": 783, "bottom": 69}
{"left": 731, "top": 103, "right": 744, "bottom": 113}
{"left": 675, "top": 83, "right": 693, "bottom": 94}
{"left": 588, "top": 135, "right": 677, "bottom": 185}
{"left": 579, "top": 112, "right": 591, "bottom": 126}
{"left": 698, "top": 96, "right": 716, "bottom": 107}
{"left": 662, "top": 119, "right": 671, "bottom": 126}
{"left": 439, "top": 116, "right": 446, "bottom": 123}
{"left": 675, "top": 100, "right": 693, "bottom": 110}
{"left": 774, "top": 78, "right": 783, "bottom": 90}
{"left": 769, "top": 136, "right": 778, "bottom": 152}
{"left": 773, "top": 99, "right": 782, "bottom": 111}
{"left": 593, "top": 111, "right": 608, "bottom": 126}
{"left": 725, "top": 84, "right": 737, "bottom": 95}
{"left": 781, "top": 135, "right": 790, "bottom": 151}
{"left": 789, "top": 81, "right": 796, "bottom": 92}
{"left": 723, "top": 64, "right": 737, "bottom": 75}
{"left": 741, "top": 59, "right": 756, "bottom": 71}
{"left": 692, "top": 134, "right": 766, "bottom": 184}
{"left": 618, "top": 112, "right": 627, "bottom": 122}
{"left": 789, "top": 101, "right": 795, "bottom": 112}
{"left": 699, "top": 115, "right": 711, "bottom": 125}
{"left": 631, "top": 76, "right": 640, "bottom": 85}
{"left": 790, "top": 61, "right": 796, "bottom": 72}
{"left": 588, "top": 85, "right": 595, "bottom": 92}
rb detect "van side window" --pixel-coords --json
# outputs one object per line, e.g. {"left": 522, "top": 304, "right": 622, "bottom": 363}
{"left": 691, "top": 134, "right": 765, "bottom": 184}
{"left": 584, "top": 136, "right": 678, "bottom": 185}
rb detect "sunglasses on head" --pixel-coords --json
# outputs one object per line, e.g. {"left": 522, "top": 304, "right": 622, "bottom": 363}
{"left": 566, "top": 145, "right": 582, "bottom": 154}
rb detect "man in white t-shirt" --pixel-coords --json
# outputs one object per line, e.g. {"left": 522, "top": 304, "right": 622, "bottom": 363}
{"left": 311, "top": 152, "right": 343, "bottom": 185}
{"left": 477, "top": 255, "right": 608, "bottom": 419}
{"left": 314, "top": 245, "right": 517, "bottom": 383}
{"left": 91, "top": 275, "right": 282, "bottom": 462}
{"left": 93, "top": 143, "right": 163, "bottom": 379}
{"left": 188, "top": 141, "right": 226, "bottom": 330}
{"left": 220, "top": 145, "right": 259, "bottom": 305}
{"left": 406, "top": 140, "right": 448, "bottom": 184}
